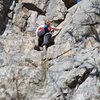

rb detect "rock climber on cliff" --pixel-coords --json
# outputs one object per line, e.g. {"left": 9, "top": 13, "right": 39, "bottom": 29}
{"left": 35, "top": 19, "right": 62, "bottom": 51}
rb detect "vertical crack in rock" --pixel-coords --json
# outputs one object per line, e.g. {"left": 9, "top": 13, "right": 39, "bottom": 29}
{"left": 42, "top": 0, "right": 50, "bottom": 11}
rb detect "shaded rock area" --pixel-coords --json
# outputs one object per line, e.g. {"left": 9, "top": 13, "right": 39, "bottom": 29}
{"left": 0, "top": 0, "right": 14, "bottom": 34}
{"left": 0, "top": 0, "right": 100, "bottom": 100}
{"left": 62, "top": 0, "right": 76, "bottom": 8}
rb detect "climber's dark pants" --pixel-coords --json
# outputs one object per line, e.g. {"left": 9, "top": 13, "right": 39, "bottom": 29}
{"left": 38, "top": 32, "right": 51, "bottom": 47}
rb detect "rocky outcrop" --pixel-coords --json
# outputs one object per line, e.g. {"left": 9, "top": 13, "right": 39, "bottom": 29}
{"left": 21, "top": 0, "right": 67, "bottom": 21}
{"left": 0, "top": 0, "right": 6, "bottom": 34}
{"left": 0, "top": 0, "right": 15, "bottom": 34}
{"left": 21, "top": 0, "right": 49, "bottom": 11}
{"left": 0, "top": 0, "right": 100, "bottom": 100}
{"left": 46, "top": 0, "right": 67, "bottom": 21}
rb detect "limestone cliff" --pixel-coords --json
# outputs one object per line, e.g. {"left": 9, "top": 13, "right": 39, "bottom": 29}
{"left": 0, "top": 0, "right": 100, "bottom": 100}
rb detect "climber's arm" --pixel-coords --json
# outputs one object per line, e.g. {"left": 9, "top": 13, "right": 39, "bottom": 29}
{"left": 48, "top": 26, "right": 62, "bottom": 32}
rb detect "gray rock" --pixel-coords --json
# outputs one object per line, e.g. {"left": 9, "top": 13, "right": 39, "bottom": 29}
{"left": 10, "top": 0, "right": 16, "bottom": 11}
{"left": 46, "top": 0, "right": 67, "bottom": 20}
{"left": 8, "top": 12, "right": 13, "bottom": 19}
{"left": 21, "top": 0, "right": 49, "bottom": 11}
{"left": 26, "top": 11, "right": 38, "bottom": 32}
{"left": 0, "top": 0, "right": 99, "bottom": 100}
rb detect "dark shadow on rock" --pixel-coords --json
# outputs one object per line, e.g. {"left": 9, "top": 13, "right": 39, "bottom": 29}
{"left": 62, "top": 0, "right": 76, "bottom": 9}
{"left": 0, "top": 0, "right": 18, "bottom": 35}
{"left": 86, "top": 62, "right": 100, "bottom": 78}
{"left": 66, "top": 30, "right": 74, "bottom": 37}
{"left": 23, "top": 3, "right": 46, "bottom": 15}
{"left": 48, "top": 31, "right": 61, "bottom": 47}
{"left": 92, "top": 34, "right": 100, "bottom": 43}
{"left": 75, "top": 32, "right": 100, "bottom": 44}
{"left": 90, "top": 69, "right": 100, "bottom": 78}
{"left": 53, "top": 19, "right": 64, "bottom": 25}
{"left": 34, "top": 45, "right": 41, "bottom": 51}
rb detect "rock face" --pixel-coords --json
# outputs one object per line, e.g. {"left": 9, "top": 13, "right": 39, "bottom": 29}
{"left": 46, "top": 0, "right": 67, "bottom": 20}
{"left": 0, "top": 0, "right": 15, "bottom": 34}
{"left": 0, "top": 0, "right": 6, "bottom": 34}
{"left": 0, "top": 0, "right": 100, "bottom": 100}
{"left": 22, "top": 0, "right": 67, "bottom": 21}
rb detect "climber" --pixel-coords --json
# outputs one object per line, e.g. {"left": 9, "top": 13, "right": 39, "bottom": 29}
{"left": 36, "top": 19, "right": 62, "bottom": 51}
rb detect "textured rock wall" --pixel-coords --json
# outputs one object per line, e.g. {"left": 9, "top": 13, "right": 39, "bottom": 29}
{"left": 0, "top": 0, "right": 5, "bottom": 34}
{"left": 0, "top": 0, "right": 100, "bottom": 100}
{"left": 0, "top": 0, "right": 15, "bottom": 34}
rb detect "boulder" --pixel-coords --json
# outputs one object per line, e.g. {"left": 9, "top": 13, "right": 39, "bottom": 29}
{"left": 46, "top": 0, "right": 67, "bottom": 21}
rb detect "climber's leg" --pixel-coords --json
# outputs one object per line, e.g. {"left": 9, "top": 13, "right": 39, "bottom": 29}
{"left": 43, "top": 32, "right": 52, "bottom": 51}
